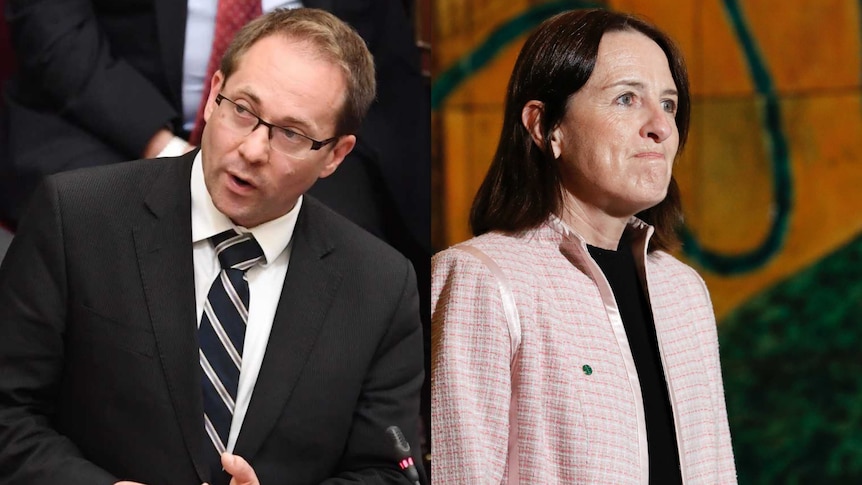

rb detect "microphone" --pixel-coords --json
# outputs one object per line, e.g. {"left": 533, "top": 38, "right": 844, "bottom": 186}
{"left": 386, "top": 425, "right": 421, "bottom": 485}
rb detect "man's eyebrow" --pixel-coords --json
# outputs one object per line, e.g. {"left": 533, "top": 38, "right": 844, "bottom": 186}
{"left": 274, "top": 115, "right": 315, "bottom": 133}
{"left": 242, "top": 89, "right": 261, "bottom": 104}
{"left": 233, "top": 88, "right": 315, "bottom": 131}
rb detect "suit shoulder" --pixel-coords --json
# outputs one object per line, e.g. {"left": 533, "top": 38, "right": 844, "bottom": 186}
{"left": 50, "top": 157, "right": 172, "bottom": 201}
{"left": 302, "top": 196, "right": 408, "bottom": 266}
{"left": 34, "top": 156, "right": 190, "bottom": 228}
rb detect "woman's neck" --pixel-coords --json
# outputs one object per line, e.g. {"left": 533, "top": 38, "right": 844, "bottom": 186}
{"left": 558, "top": 194, "right": 629, "bottom": 250}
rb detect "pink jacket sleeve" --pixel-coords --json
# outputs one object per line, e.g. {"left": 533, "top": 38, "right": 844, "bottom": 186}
{"left": 690, "top": 269, "right": 738, "bottom": 482}
{"left": 431, "top": 248, "right": 514, "bottom": 484}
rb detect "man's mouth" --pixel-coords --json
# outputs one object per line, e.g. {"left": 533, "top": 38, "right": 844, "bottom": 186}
{"left": 230, "top": 173, "right": 254, "bottom": 188}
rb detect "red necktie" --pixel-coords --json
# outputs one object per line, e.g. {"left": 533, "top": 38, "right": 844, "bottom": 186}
{"left": 189, "top": 0, "right": 262, "bottom": 146}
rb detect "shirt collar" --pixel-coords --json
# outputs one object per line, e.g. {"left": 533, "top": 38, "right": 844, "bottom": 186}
{"left": 547, "top": 213, "right": 654, "bottom": 250}
{"left": 190, "top": 151, "right": 300, "bottom": 265}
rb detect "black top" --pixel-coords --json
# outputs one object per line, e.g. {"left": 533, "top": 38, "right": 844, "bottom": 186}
{"left": 588, "top": 239, "right": 682, "bottom": 484}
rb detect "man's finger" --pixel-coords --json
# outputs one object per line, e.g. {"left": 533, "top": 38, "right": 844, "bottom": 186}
{"left": 222, "top": 453, "right": 259, "bottom": 485}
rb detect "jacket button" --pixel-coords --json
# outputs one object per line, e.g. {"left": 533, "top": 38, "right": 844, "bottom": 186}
{"left": 582, "top": 364, "right": 593, "bottom": 375}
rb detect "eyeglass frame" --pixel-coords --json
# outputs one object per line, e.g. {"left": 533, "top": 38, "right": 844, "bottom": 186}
{"left": 214, "top": 93, "right": 339, "bottom": 153}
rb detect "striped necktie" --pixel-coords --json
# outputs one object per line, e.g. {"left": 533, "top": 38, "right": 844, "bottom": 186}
{"left": 199, "top": 229, "right": 264, "bottom": 483}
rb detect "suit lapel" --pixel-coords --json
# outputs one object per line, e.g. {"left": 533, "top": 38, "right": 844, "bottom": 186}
{"left": 153, "top": 0, "right": 188, "bottom": 109}
{"left": 234, "top": 199, "right": 344, "bottom": 459}
{"left": 133, "top": 152, "right": 207, "bottom": 481}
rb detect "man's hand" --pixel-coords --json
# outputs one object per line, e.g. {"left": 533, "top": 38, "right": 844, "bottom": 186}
{"left": 142, "top": 128, "right": 195, "bottom": 158}
{"left": 141, "top": 128, "right": 176, "bottom": 158}
{"left": 202, "top": 453, "right": 259, "bottom": 485}
{"left": 223, "top": 453, "right": 259, "bottom": 485}
{"left": 115, "top": 453, "right": 257, "bottom": 485}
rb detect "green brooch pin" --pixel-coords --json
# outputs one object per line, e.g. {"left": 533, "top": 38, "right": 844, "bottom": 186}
{"left": 582, "top": 364, "right": 593, "bottom": 376}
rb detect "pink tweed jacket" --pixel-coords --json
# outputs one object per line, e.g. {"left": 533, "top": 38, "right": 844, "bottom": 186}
{"left": 431, "top": 217, "right": 737, "bottom": 484}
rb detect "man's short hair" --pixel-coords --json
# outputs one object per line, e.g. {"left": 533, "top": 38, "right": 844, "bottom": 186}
{"left": 220, "top": 8, "right": 377, "bottom": 136}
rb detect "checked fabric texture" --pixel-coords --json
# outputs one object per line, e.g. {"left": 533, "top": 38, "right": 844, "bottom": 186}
{"left": 199, "top": 229, "right": 264, "bottom": 482}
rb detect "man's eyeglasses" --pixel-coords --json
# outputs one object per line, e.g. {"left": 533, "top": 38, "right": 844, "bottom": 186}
{"left": 215, "top": 94, "right": 338, "bottom": 159}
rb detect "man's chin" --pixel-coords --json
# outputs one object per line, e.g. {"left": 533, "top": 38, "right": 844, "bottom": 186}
{"left": 212, "top": 197, "right": 258, "bottom": 229}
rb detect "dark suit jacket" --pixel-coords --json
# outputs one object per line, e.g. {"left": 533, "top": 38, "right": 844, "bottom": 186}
{"left": 1, "top": 0, "right": 430, "bottom": 254}
{"left": 0, "top": 151, "right": 425, "bottom": 484}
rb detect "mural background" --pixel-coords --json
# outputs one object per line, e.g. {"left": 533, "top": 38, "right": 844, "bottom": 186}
{"left": 431, "top": 0, "right": 862, "bottom": 482}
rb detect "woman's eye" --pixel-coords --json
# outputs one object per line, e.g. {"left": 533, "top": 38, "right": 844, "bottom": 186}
{"left": 617, "top": 93, "right": 634, "bottom": 106}
{"left": 661, "top": 99, "right": 677, "bottom": 113}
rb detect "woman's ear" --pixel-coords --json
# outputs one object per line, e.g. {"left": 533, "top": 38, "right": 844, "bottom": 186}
{"left": 549, "top": 125, "right": 562, "bottom": 159}
{"left": 521, "top": 100, "right": 545, "bottom": 147}
{"left": 522, "top": 100, "right": 561, "bottom": 159}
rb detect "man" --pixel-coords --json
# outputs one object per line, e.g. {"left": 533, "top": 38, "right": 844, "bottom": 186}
{"left": 0, "top": 0, "right": 429, "bottom": 252}
{"left": 0, "top": 8, "right": 424, "bottom": 485}
{"left": 0, "top": 1, "right": 431, "bottom": 451}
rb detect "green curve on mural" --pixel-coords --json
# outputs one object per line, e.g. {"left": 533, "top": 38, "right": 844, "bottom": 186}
{"left": 431, "top": 0, "right": 605, "bottom": 110}
{"left": 678, "top": 0, "right": 792, "bottom": 275}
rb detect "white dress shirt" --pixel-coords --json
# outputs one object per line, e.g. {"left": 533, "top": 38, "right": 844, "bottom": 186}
{"left": 190, "top": 151, "right": 301, "bottom": 451}
{"left": 182, "top": 0, "right": 304, "bottom": 132}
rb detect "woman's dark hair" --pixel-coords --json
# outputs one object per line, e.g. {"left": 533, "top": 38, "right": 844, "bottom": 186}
{"left": 469, "top": 9, "right": 690, "bottom": 252}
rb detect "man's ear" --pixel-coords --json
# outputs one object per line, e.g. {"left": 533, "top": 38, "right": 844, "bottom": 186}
{"left": 203, "top": 70, "right": 225, "bottom": 123}
{"left": 521, "top": 100, "right": 560, "bottom": 158}
{"left": 318, "top": 134, "right": 356, "bottom": 179}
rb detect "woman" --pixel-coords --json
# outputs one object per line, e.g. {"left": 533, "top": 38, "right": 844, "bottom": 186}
{"left": 432, "top": 9, "right": 737, "bottom": 484}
